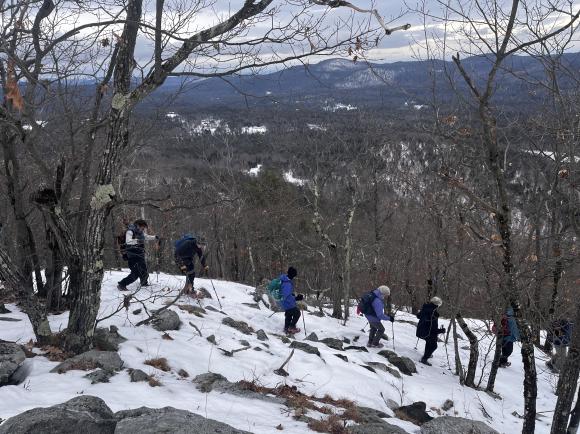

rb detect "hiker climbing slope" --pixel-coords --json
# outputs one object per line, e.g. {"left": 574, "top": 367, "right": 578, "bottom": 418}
{"left": 358, "top": 286, "right": 394, "bottom": 348}
{"left": 492, "top": 307, "right": 520, "bottom": 368}
{"left": 174, "top": 234, "right": 208, "bottom": 294}
{"left": 117, "top": 219, "right": 159, "bottom": 291}
{"left": 276, "top": 267, "right": 303, "bottom": 334}
{"left": 416, "top": 296, "right": 445, "bottom": 366}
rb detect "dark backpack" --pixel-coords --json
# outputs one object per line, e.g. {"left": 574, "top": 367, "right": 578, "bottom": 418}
{"left": 175, "top": 234, "right": 197, "bottom": 255}
{"left": 357, "top": 291, "right": 377, "bottom": 316}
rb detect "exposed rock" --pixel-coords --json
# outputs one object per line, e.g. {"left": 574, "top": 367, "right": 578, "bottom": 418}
{"left": 0, "top": 303, "right": 11, "bottom": 314}
{"left": 222, "top": 317, "right": 254, "bottom": 335}
{"left": 0, "top": 395, "right": 116, "bottom": 434}
{"left": 378, "top": 350, "right": 417, "bottom": 376}
{"left": 280, "top": 336, "right": 291, "bottom": 344}
{"left": 441, "top": 400, "right": 454, "bottom": 411}
{"left": 320, "top": 338, "right": 344, "bottom": 351}
{"left": 356, "top": 406, "right": 391, "bottom": 424}
{"left": 51, "top": 350, "right": 124, "bottom": 374}
{"left": 306, "top": 332, "right": 319, "bottom": 342}
{"left": 343, "top": 337, "right": 351, "bottom": 344}
{"left": 386, "top": 399, "right": 400, "bottom": 411}
{"left": 196, "top": 287, "right": 213, "bottom": 299}
{"left": 420, "top": 416, "right": 499, "bottom": 434}
{"left": 290, "top": 341, "right": 321, "bottom": 357}
{"left": 361, "top": 365, "right": 376, "bottom": 373}
{"left": 242, "top": 302, "right": 260, "bottom": 310}
{"left": 151, "top": 310, "right": 181, "bottom": 331}
{"left": 85, "top": 369, "right": 117, "bottom": 384}
{"left": 177, "top": 304, "right": 206, "bottom": 317}
{"left": 239, "top": 340, "right": 250, "bottom": 347}
{"left": 132, "top": 308, "right": 142, "bottom": 315}
{"left": 178, "top": 369, "right": 189, "bottom": 378}
{"left": 348, "top": 422, "right": 408, "bottom": 433}
{"left": 94, "top": 326, "right": 127, "bottom": 352}
{"left": 366, "top": 362, "right": 401, "bottom": 379}
{"left": 128, "top": 369, "right": 149, "bottom": 382}
{"left": 207, "top": 335, "right": 217, "bottom": 345}
{"left": 388, "top": 356, "right": 417, "bottom": 376}
{"left": 335, "top": 354, "right": 348, "bottom": 362}
{"left": 256, "top": 329, "right": 269, "bottom": 341}
{"left": 254, "top": 347, "right": 263, "bottom": 352}
{"left": 114, "top": 407, "right": 251, "bottom": 434}
{"left": 345, "top": 345, "right": 369, "bottom": 352}
{"left": 394, "top": 402, "right": 433, "bottom": 425}
{"left": 0, "top": 317, "right": 21, "bottom": 322}
{"left": 0, "top": 341, "right": 26, "bottom": 385}
{"left": 193, "top": 372, "right": 229, "bottom": 393}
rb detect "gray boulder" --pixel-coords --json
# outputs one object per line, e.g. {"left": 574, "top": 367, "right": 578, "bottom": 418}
{"left": 386, "top": 399, "right": 400, "bottom": 411}
{"left": 114, "top": 407, "right": 251, "bottom": 434}
{"left": 94, "top": 326, "right": 127, "bottom": 352}
{"left": 320, "top": 338, "right": 344, "bottom": 351}
{"left": 0, "top": 395, "right": 116, "bottom": 434}
{"left": 378, "top": 350, "right": 417, "bottom": 376}
{"left": 290, "top": 341, "right": 321, "bottom": 357}
{"left": 222, "top": 317, "right": 254, "bottom": 335}
{"left": 128, "top": 369, "right": 149, "bottom": 383}
{"left": 335, "top": 354, "right": 348, "bottom": 362}
{"left": 51, "top": 350, "right": 124, "bottom": 374}
{"left": 366, "top": 362, "right": 401, "bottom": 379}
{"left": 152, "top": 310, "right": 181, "bottom": 331}
{"left": 0, "top": 341, "right": 26, "bottom": 385}
{"left": 256, "top": 329, "right": 269, "bottom": 341}
{"left": 196, "top": 287, "right": 213, "bottom": 299}
{"left": 306, "top": 332, "right": 319, "bottom": 342}
{"left": 420, "top": 416, "right": 499, "bottom": 434}
{"left": 192, "top": 372, "right": 229, "bottom": 393}
{"left": 348, "top": 422, "right": 408, "bottom": 434}
{"left": 442, "top": 400, "right": 454, "bottom": 411}
{"left": 0, "top": 304, "right": 11, "bottom": 314}
{"left": 344, "top": 345, "right": 369, "bottom": 352}
{"left": 84, "top": 369, "right": 117, "bottom": 384}
{"left": 394, "top": 402, "right": 433, "bottom": 425}
{"left": 356, "top": 406, "right": 391, "bottom": 424}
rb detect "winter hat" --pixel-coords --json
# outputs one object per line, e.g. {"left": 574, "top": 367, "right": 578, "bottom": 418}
{"left": 430, "top": 296, "right": 443, "bottom": 307}
{"left": 134, "top": 219, "right": 148, "bottom": 228}
{"left": 287, "top": 267, "right": 297, "bottom": 280}
{"left": 378, "top": 285, "right": 391, "bottom": 297}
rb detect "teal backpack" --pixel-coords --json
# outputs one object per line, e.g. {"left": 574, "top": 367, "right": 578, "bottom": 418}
{"left": 267, "top": 278, "right": 283, "bottom": 301}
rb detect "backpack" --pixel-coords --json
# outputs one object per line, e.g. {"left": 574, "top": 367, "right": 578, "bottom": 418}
{"left": 117, "top": 234, "right": 128, "bottom": 260}
{"left": 267, "top": 278, "right": 283, "bottom": 302}
{"left": 357, "top": 291, "right": 377, "bottom": 316}
{"left": 492, "top": 316, "right": 510, "bottom": 336}
{"left": 175, "top": 234, "right": 197, "bottom": 254}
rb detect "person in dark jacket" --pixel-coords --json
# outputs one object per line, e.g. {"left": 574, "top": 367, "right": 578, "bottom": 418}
{"left": 493, "top": 307, "right": 520, "bottom": 368}
{"left": 279, "top": 267, "right": 303, "bottom": 334}
{"left": 416, "top": 296, "right": 445, "bottom": 366}
{"left": 546, "top": 318, "right": 573, "bottom": 372}
{"left": 117, "top": 219, "right": 159, "bottom": 291}
{"left": 174, "top": 234, "right": 208, "bottom": 293}
{"left": 362, "top": 286, "right": 394, "bottom": 348}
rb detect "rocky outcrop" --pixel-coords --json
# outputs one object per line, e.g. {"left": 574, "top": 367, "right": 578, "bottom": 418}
{"left": 222, "top": 317, "right": 254, "bottom": 335}
{"left": 51, "top": 350, "right": 124, "bottom": 374}
{"left": 94, "top": 326, "right": 127, "bottom": 351}
{"left": 0, "top": 341, "right": 26, "bottom": 385}
{"left": 420, "top": 416, "right": 499, "bottom": 433}
{"left": 151, "top": 310, "right": 181, "bottom": 331}
{"left": 394, "top": 402, "right": 433, "bottom": 425}
{"left": 290, "top": 341, "right": 321, "bottom": 357}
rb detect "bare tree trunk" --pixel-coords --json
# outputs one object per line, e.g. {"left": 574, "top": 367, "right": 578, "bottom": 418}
{"left": 451, "top": 318, "right": 465, "bottom": 382}
{"left": 456, "top": 313, "right": 479, "bottom": 388}
{"left": 567, "top": 386, "right": 580, "bottom": 434}
{"left": 487, "top": 331, "right": 503, "bottom": 392}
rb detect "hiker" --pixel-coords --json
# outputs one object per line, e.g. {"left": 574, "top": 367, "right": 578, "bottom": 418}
{"left": 416, "top": 296, "right": 445, "bottom": 366}
{"left": 279, "top": 267, "right": 303, "bottom": 334}
{"left": 174, "top": 234, "right": 208, "bottom": 294}
{"left": 546, "top": 318, "right": 573, "bottom": 372}
{"left": 492, "top": 307, "right": 520, "bottom": 368}
{"left": 117, "top": 219, "right": 159, "bottom": 291}
{"left": 358, "top": 286, "right": 394, "bottom": 348}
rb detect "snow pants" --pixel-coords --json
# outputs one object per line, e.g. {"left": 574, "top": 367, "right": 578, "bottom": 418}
{"left": 423, "top": 336, "right": 438, "bottom": 360}
{"left": 284, "top": 307, "right": 301, "bottom": 330}
{"left": 368, "top": 321, "right": 385, "bottom": 345}
{"left": 499, "top": 340, "right": 513, "bottom": 365}
{"left": 119, "top": 254, "right": 149, "bottom": 287}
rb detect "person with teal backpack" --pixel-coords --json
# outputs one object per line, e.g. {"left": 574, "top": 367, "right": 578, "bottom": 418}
{"left": 270, "top": 267, "right": 303, "bottom": 334}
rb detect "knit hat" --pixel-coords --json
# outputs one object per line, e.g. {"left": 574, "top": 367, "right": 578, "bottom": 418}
{"left": 287, "top": 267, "right": 297, "bottom": 280}
{"left": 430, "top": 296, "right": 443, "bottom": 307}
{"left": 378, "top": 285, "right": 390, "bottom": 297}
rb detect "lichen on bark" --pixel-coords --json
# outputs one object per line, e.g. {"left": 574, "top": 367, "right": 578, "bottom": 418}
{"left": 90, "top": 184, "right": 115, "bottom": 209}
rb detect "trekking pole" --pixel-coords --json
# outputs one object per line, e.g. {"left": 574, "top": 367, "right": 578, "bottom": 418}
{"left": 302, "top": 307, "right": 307, "bottom": 337}
{"left": 414, "top": 337, "right": 420, "bottom": 350}
{"left": 391, "top": 321, "right": 396, "bottom": 351}
{"left": 208, "top": 277, "right": 223, "bottom": 310}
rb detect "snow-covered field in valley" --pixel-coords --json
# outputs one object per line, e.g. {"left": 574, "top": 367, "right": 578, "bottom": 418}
{"left": 0, "top": 271, "right": 559, "bottom": 433}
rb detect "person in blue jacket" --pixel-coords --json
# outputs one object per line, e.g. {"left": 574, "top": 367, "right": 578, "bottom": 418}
{"left": 416, "top": 297, "right": 445, "bottom": 366}
{"left": 362, "top": 286, "right": 394, "bottom": 348}
{"left": 494, "top": 307, "right": 520, "bottom": 368}
{"left": 279, "top": 266, "right": 303, "bottom": 334}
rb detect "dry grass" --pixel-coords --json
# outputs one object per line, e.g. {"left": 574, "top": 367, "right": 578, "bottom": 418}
{"left": 144, "top": 357, "right": 170, "bottom": 372}
{"left": 161, "top": 333, "right": 174, "bottom": 340}
{"left": 148, "top": 376, "right": 162, "bottom": 387}
{"left": 178, "top": 369, "right": 189, "bottom": 378}
{"left": 307, "top": 415, "right": 348, "bottom": 434}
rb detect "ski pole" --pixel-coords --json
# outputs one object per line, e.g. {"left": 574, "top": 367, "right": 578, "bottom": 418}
{"left": 414, "top": 337, "right": 419, "bottom": 350}
{"left": 302, "top": 308, "right": 307, "bottom": 337}
{"left": 209, "top": 277, "right": 223, "bottom": 310}
{"left": 391, "top": 321, "right": 396, "bottom": 351}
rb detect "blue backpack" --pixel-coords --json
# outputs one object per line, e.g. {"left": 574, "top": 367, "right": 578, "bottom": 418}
{"left": 175, "top": 234, "right": 197, "bottom": 254}
{"left": 267, "top": 278, "right": 283, "bottom": 301}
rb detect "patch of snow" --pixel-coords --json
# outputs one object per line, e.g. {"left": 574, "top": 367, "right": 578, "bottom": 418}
{"left": 323, "top": 103, "right": 358, "bottom": 112}
{"left": 307, "top": 123, "right": 327, "bottom": 131}
{"left": 283, "top": 171, "right": 305, "bottom": 186}
{"left": 166, "top": 112, "right": 180, "bottom": 119}
{"left": 246, "top": 164, "right": 263, "bottom": 177}
{"left": 413, "top": 105, "right": 427, "bottom": 110}
{"left": 241, "top": 126, "right": 267, "bottom": 135}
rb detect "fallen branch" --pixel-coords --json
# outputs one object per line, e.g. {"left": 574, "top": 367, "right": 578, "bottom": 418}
{"left": 274, "top": 349, "right": 295, "bottom": 377}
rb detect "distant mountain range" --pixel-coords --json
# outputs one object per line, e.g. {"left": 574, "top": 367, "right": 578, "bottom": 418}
{"left": 150, "top": 52, "right": 580, "bottom": 111}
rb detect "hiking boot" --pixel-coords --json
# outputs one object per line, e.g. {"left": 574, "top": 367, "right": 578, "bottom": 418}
{"left": 499, "top": 361, "right": 511, "bottom": 368}
{"left": 140, "top": 281, "right": 150, "bottom": 287}
{"left": 371, "top": 343, "right": 384, "bottom": 349}
{"left": 420, "top": 358, "right": 432, "bottom": 366}
{"left": 286, "top": 327, "right": 301, "bottom": 335}
{"left": 117, "top": 284, "right": 128, "bottom": 291}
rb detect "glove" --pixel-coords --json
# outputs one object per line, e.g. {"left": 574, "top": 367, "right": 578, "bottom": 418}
{"left": 438, "top": 327, "right": 446, "bottom": 334}
{"left": 203, "top": 265, "right": 209, "bottom": 273}
{"left": 295, "top": 294, "right": 304, "bottom": 301}
{"left": 389, "top": 315, "right": 395, "bottom": 323}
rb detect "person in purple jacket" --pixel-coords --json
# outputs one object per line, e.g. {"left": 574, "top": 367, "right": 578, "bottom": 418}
{"left": 279, "top": 267, "right": 304, "bottom": 334}
{"left": 361, "top": 285, "right": 394, "bottom": 348}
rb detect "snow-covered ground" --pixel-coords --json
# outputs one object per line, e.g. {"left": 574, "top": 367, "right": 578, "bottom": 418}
{"left": 0, "top": 272, "right": 558, "bottom": 433}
